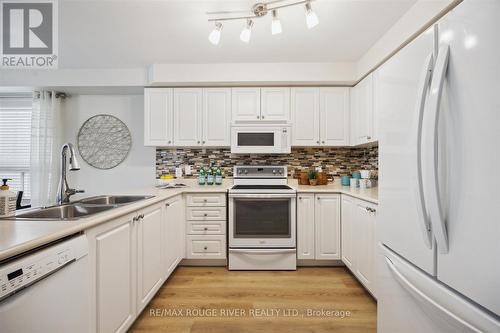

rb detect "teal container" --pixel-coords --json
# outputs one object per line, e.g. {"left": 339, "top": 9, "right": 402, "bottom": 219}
{"left": 341, "top": 175, "right": 350, "bottom": 186}
{"left": 352, "top": 171, "right": 361, "bottom": 179}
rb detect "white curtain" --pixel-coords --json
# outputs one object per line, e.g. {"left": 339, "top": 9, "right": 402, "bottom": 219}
{"left": 30, "top": 91, "right": 63, "bottom": 207}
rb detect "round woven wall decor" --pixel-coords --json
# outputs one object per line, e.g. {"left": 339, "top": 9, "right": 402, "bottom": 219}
{"left": 77, "top": 114, "right": 132, "bottom": 169}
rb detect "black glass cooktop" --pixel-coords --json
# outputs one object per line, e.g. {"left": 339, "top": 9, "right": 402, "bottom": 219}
{"left": 231, "top": 185, "right": 293, "bottom": 190}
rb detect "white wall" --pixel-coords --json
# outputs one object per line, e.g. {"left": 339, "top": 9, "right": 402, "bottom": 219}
{"left": 62, "top": 94, "right": 156, "bottom": 198}
{"left": 356, "top": 0, "right": 457, "bottom": 78}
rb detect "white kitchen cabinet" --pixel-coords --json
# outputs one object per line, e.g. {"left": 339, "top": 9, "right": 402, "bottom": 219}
{"left": 297, "top": 193, "right": 315, "bottom": 260}
{"left": 291, "top": 88, "right": 349, "bottom": 147}
{"left": 136, "top": 203, "right": 164, "bottom": 313}
{"left": 341, "top": 195, "right": 356, "bottom": 270}
{"left": 203, "top": 88, "right": 231, "bottom": 146}
{"left": 231, "top": 88, "right": 261, "bottom": 121}
{"left": 351, "top": 74, "right": 376, "bottom": 145}
{"left": 296, "top": 193, "right": 341, "bottom": 261}
{"left": 164, "top": 195, "right": 185, "bottom": 276}
{"left": 173, "top": 88, "right": 203, "bottom": 146}
{"left": 87, "top": 213, "right": 137, "bottom": 333}
{"left": 260, "top": 88, "right": 290, "bottom": 121}
{"left": 320, "top": 88, "right": 350, "bottom": 146}
{"left": 315, "top": 194, "right": 341, "bottom": 260}
{"left": 291, "top": 88, "right": 320, "bottom": 146}
{"left": 186, "top": 235, "right": 226, "bottom": 259}
{"left": 353, "top": 199, "right": 377, "bottom": 296}
{"left": 144, "top": 88, "right": 173, "bottom": 146}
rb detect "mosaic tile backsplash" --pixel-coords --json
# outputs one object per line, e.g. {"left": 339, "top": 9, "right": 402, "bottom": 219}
{"left": 156, "top": 146, "right": 378, "bottom": 178}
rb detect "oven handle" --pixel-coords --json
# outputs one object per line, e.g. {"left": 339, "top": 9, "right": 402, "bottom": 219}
{"left": 229, "top": 193, "right": 297, "bottom": 199}
{"left": 230, "top": 249, "right": 296, "bottom": 254}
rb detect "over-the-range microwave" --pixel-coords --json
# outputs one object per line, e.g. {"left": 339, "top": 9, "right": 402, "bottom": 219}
{"left": 231, "top": 124, "right": 291, "bottom": 154}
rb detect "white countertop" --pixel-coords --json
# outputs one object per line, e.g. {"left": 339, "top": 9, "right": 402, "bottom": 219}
{"left": 0, "top": 178, "right": 377, "bottom": 262}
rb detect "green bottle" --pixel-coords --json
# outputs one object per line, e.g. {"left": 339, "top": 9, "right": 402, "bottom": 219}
{"left": 207, "top": 166, "right": 214, "bottom": 185}
{"left": 215, "top": 167, "right": 223, "bottom": 185}
{"left": 198, "top": 167, "right": 206, "bottom": 185}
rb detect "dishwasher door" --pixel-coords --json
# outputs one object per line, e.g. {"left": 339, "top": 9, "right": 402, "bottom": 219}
{"left": 0, "top": 235, "right": 90, "bottom": 333}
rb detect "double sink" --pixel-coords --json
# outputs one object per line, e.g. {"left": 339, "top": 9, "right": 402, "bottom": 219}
{"left": 14, "top": 195, "right": 154, "bottom": 221}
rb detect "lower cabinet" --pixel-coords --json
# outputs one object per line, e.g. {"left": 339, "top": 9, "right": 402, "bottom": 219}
{"left": 297, "top": 193, "right": 341, "bottom": 260}
{"left": 87, "top": 213, "right": 137, "bottom": 333}
{"left": 137, "top": 203, "right": 164, "bottom": 313}
{"left": 86, "top": 195, "right": 184, "bottom": 333}
{"left": 341, "top": 195, "right": 377, "bottom": 297}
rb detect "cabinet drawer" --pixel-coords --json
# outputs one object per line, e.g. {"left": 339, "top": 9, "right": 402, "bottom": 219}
{"left": 186, "top": 194, "right": 226, "bottom": 207}
{"left": 187, "top": 222, "right": 225, "bottom": 235}
{"left": 186, "top": 235, "right": 226, "bottom": 259}
{"left": 186, "top": 207, "right": 226, "bottom": 221}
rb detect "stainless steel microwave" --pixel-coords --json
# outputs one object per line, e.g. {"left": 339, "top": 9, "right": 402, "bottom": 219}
{"left": 230, "top": 124, "right": 291, "bottom": 154}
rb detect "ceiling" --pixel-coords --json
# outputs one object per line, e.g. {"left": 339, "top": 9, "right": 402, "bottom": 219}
{"left": 57, "top": 0, "right": 416, "bottom": 69}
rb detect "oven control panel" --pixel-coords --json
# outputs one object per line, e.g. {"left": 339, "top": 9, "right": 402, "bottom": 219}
{"left": 234, "top": 166, "right": 287, "bottom": 178}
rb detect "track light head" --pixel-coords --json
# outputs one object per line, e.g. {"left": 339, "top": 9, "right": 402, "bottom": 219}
{"left": 271, "top": 10, "right": 282, "bottom": 35}
{"left": 240, "top": 19, "right": 254, "bottom": 43}
{"left": 305, "top": 2, "right": 319, "bottom": 29}
{"left": 208, "top": 22, "right": 223, "bottom": 45}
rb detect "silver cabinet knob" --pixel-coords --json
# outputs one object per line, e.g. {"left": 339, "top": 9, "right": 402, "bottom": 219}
{"left": 257, "top": 115, "right": 260, "bottom": 119}
{"left": 316, "top": 140, "right": 320, "bottom": 144}
{"left": 204, "top": 246, "right": 208, "bottom": 250}
{"left": 165, "top": 203, "right": 170, "bottom": 207}
{"left": 168, "top": 140, "right": 172, "bottom": 144}
{"left": 203, "top": 213, "right": 208, "bottom": 217}
{"left": 322, "top": 141, "right": 325, "bottom": 144}
{"left": 203, "top": 199, "right": 208, "bottom": 202}
{"left": 299, "top": 197, "right": 302, "bottom": 200}
{"left": 261, "top": 116, "right": 265, "bottom": 119}
{"left": 197, "top": 140, "right": 201, "bottom": 144}
{"left": 317, "top": 197, "right": 320, "bottom": 200}
{"left": 202, "top": 141, "right": 206, "bottom": 144}
{"left": 204, "top": 227, "right": 208, "bottom": 231}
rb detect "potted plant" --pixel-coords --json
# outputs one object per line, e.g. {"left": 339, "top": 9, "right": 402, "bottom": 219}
{"left": 308, "top": 169, "right": 318, "bottom": 186}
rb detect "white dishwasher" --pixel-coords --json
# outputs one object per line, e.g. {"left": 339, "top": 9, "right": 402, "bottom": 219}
{"left": 0, "top": 234, "right": 90, "bottom": 333}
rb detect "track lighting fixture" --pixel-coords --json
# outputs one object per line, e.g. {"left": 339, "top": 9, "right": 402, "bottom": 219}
{"left": 206, "top": 0, "right": 319, "bottom": 44}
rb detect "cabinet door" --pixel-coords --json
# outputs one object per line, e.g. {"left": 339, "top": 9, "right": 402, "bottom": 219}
{"left": 352, "top": 74, "right": 374, "bottom": 145}
{"left": 341, "top": 195, "right": 356, "bottom": 270}
{"left": 297, "top": 194, "right": 315, "bottom": 260}
{"left": 320, "top": 88, "right": 350, "bottom": 146}
{"left": 144, "top": 88, "right": 173, "bottom": 146}
{"left": 164, "top": 195, "right": 185, "bottom": 277}
{"left": 291, "top": 88, "right": 320, "bottom": 146}
{"left": 173, "top": 88, "right": 202, "bottom": 146}
{"left": 260, "top": 87, "right": 290, "bottom": 121}
{"left": 92, "top": 215, "right": 136, "bottom": 333}
{"left": 202, "top": 88, "right": 231, "bottom": 146}
{"left": 354, "top": 200, "right": 377, "bottom": 296}
{"left": 137, "top": 204, "right": 164, "bottom": 313}
{"left": 314, "top": 194, "right": 341, "bottom": 260}
{"left": 231, "top": 88, "right": 261, "bottom": 121}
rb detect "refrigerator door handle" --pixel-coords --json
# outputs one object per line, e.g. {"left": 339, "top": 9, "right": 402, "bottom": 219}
{"left": 383, "top": 245, "right": 500, "bottom": 332}
{"left": 422, "top": 44, "right": 450, "bottom": 253}
{"left": 414, "top": 52, "right": 434, "bottom": 249}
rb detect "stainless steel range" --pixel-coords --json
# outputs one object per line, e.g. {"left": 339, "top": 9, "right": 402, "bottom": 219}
{"left": 228, "top": 166, "right": 297, "bottom": 270}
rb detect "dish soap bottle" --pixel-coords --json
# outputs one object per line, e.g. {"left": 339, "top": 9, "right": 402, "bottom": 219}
{"left": 215, "top": 166, "right": 223, "bottom": 185}
{"left": 198, "top": 167, "right": 206, "bottom": 185}
{"left": 207, "top": 166, "right": 214, "bottom": 185}
{"left": 0, "top": 179, "right": 16, "bottom": 218}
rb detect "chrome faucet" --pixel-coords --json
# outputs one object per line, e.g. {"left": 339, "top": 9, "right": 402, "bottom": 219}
{"left": 56, "top": 143, "right": 84, "bottom": 204}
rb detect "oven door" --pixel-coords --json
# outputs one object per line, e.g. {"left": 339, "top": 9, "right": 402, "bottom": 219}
{"left": 229, "top": 193, "right": 296, "bottom": 248}
{"left": 230, "top": 126, "right": 290, "bottom": 154}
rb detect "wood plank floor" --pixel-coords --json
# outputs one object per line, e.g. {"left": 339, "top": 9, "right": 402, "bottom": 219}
{"left": 130, "top": 267, "right": 376, "bottom": 333}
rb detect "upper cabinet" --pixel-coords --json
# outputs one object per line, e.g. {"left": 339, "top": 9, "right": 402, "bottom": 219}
{"left": 232, "top": 87, "right": 291, "bottom": 123}
{"left": 350, "top": 73, "right": 377, "bottom": 146}
{"left": 203, "top": 88, "right": 232, "bottom": 146}
{"left": 291, "top": 87, "right": 350, "bottom": 147}
{"left": 173, "top": 88, "right": 203, "bottom": 146}
{"left": 144, "top": 88, "right": 231, "bottom": 147}
{"left": 144, "top": 88, "right": 173, "bottom": 146}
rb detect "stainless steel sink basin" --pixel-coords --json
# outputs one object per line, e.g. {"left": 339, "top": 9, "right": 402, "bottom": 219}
{"left": 14, "top": 204, "right": 117, "bottom": 220}
{"left": 77, "top": 195, "right": 154, "bottom": 205}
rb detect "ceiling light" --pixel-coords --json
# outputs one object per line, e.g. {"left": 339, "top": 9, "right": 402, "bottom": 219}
{"left": 271, "top": 10, "right": 282, "bottom": 35}
{"left": 208, "top": 22, "right": 222, "bottom": 45}
{"left": 240, "top": 19, "right": 254, "bottom": 43}
{"left": 305, "top": 2, "right": 319, "bottom": 29}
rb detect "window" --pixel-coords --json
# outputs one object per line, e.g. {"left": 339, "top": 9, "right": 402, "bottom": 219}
{"left": 0, "top": 96, "right": 33, "bottom": 204}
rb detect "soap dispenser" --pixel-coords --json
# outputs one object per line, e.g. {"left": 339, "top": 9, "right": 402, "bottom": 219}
{"left": 0, "top": 179, "right": 17, "bottom": 218}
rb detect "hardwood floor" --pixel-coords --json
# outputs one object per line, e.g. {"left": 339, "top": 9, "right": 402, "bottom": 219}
{"left": 130, "top": 267, "right": 376, "bottom": 333}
